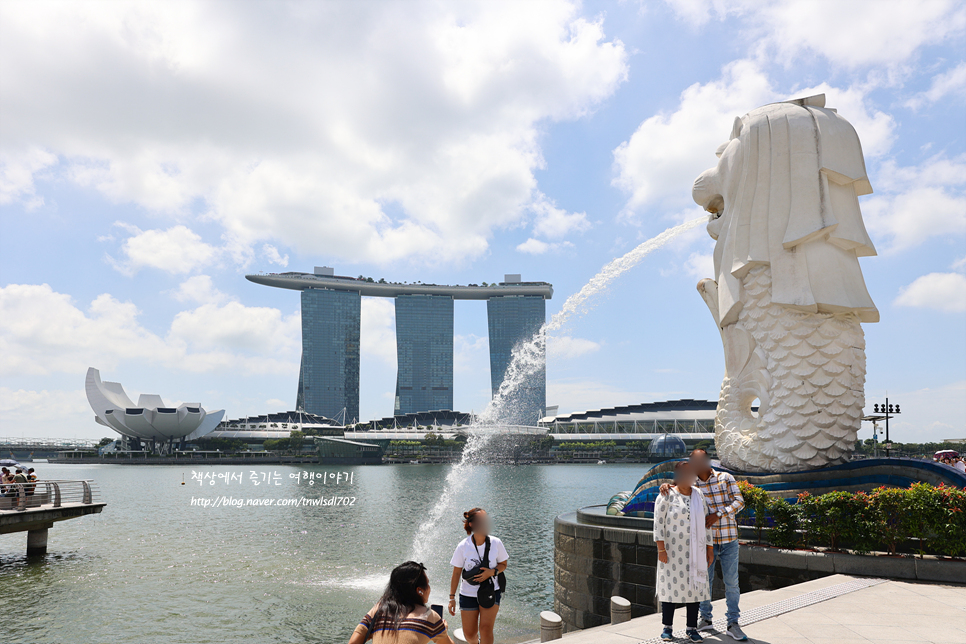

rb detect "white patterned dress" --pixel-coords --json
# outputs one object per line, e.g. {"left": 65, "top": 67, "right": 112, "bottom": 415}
{"left": 653, "top": 488, "right": 711, "bottom": 604}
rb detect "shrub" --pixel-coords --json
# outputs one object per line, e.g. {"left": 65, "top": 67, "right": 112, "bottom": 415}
{"left": 768, "top": 497, "right": 800, "bottom": 549}
{"left": 736, "top": 480, "right": 771, "bottom": 545}
{"left": 867, "top": 487, "right": 913, "bottom": 555}
{"left": 809, "top": 491, "right": 871, "bottom": 552}
{"left": 904, "top": 483, "right": 945, "bottom": 557}
{"left": 728, "top": 482, "right": 964, "bottom": 558}
{"left": 935, "top": 485, "right": 966, "bottom": 557}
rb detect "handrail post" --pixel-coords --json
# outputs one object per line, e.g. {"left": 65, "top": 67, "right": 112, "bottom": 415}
{"left": 82, "top": 480, "right": 92, "bottom": 504}
{"left": 52, "top": 482, "right": 62, "bottom": 507}
{"left": 16, "top": 483, "right": 26, "bottom": 511}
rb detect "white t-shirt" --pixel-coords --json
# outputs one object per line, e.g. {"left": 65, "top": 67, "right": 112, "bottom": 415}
{"left": 450, "top": 534, "right": 508, "bottom": 597}
{"left": 955, "top": 461, "right": 966, "bottom": 473}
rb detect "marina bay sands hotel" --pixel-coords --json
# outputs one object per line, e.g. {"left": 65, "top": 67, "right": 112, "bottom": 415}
{"left": 246, "top": 268, "right": 552, "bottom": 425}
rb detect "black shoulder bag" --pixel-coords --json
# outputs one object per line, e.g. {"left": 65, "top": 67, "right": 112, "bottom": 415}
{"left": 475, "top": 536, "right": 496, "bottom": 609}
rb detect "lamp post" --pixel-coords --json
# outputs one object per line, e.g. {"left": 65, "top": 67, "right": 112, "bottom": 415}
{"left": 872, "top": 399, "right": 901, "bottom": 458}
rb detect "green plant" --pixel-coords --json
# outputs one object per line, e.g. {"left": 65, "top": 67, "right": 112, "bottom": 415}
{"left": 869, "top": 487, "right": 912, "bottom": 555}
{"left": 768, "top": 497, "right": 800, "bottom": 549}
{"left": 736, "top": 481, "right": 770, "bottom": 545}
{"left": 935, "top": 484, "right": 966, "bottom": 557}
{"left": 795, "top": 492, "right": 818, "bottom": 549}
{"left": 810, "top": 491, "right": 870, "bottom": 552}
{"left": 904, "top": 483, "right": 945, "bottom": 557}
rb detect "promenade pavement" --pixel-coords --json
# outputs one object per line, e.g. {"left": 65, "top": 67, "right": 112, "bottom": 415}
{"left": 530, "top": 574, "right": 966, "bottom": 644}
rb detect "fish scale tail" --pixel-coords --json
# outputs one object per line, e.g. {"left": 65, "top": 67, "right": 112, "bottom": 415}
{"left": 716, "top": 265, "right": 866, "bottom": 472}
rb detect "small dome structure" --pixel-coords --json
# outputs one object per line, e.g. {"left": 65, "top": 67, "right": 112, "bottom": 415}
{"left": 649, "top": 434, "right": 688, "bottom": 457}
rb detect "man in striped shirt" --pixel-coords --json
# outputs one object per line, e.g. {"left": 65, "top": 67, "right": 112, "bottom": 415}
{"left": 660, "top": 449, "right": 747, "bottom": 641}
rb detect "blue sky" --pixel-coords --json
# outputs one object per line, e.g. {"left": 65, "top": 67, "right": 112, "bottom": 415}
{"left": 1, "top": 0, "right": 964, "bottom": 442}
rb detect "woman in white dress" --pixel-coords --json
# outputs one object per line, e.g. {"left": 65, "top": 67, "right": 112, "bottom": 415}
{"left": 654, "top": 461, "right": 714, "bottom": 642}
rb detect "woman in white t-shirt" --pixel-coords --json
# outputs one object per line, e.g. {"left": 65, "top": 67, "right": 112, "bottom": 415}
{"left": 447, "top": 508, "right": 508, "bottom": 644}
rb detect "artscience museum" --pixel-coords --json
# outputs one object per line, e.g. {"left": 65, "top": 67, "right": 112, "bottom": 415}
{"left": 85, "top": 367, "right": 225, "bottom": 452}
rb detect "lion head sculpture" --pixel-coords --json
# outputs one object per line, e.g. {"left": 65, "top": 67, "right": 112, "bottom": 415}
{"left": 690, "top": 94, "right": 880, "bottom": 472}
{"left": 693, "top": 93, "right": 879, "bottom": 329}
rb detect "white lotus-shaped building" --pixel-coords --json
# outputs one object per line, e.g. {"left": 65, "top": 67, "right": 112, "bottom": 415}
{"left": 86, "top": 367, "right": 225, "bottom": 446}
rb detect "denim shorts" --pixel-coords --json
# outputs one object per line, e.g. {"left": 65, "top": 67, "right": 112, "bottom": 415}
{"left": 459, "top": 591, "right": 502, "bottom": 610}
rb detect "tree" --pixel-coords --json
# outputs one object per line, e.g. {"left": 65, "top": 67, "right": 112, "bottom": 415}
{"left": 289, "top": 430, "right": 305, "bottom": 451}
{"left": 97, "top": 437, "right": 115, "bottom": 447}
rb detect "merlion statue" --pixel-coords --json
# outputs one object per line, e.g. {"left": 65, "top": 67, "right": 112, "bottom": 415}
{"left": 692, "top": 94, "right": 878, "bottom": 472}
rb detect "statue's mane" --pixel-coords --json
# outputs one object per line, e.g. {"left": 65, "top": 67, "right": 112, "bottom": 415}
{"left": 712, "top": 95, "right": 879, "bottom": 326}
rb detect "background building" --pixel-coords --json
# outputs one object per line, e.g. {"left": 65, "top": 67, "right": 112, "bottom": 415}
{"left": 85, "top": 367, "right": 224, "bottom": 453}
{"left": 487, "top": 287, "right": 547, "bottom": 425}
{"left": 297, "top": 288, "right": 360, "bottom": 422}
{"left": 248, "top": 268, "right": 552, "bottom": 423}
{"left": 395, "top": 294, "right": 453, "bottom": 415}
{"left": 539, "top": 399, "right": 718, "bottom": 441}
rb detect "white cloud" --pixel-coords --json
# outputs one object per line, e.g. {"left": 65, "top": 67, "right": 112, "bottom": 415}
{"left": 894, "top": 272, "right": 966, "bottom": 312}
{"left": 683, "top": 250, "right": 714, "bottom": 281}
{"left": 108, "top": 224, "right": 220, "bottom": 275}
{"left": 516, "top": 238, "right": 575, "bottom": 255}
{"left": 0, "top": 0, "right": 627, "bottom": 266}
{"left": 169, "top": 301, "right": 301, "bottom": 357}
{"left": 905, "top": 61, "right": 966, "bottom": 110}
{"left": 171, "top": 275, "right": 228, "bottom": 304}
{"left": 548, "top": 335, "right": 600, "bottom": 359}
{"left": 613, "top": 59, "right": 774, "bottom": 219}
{"left": 863, "top": 154, "right": 966, "bottom": 252}
{"left": 612, "top": 60, "right": 897, "bottom": 222}
{"left": 0, "top": 146, "right": 57, "bottom": 209}
{"left": 663, "top": 0, "right": 966, "bottom": 68}
{"left": 261, "top": 244, "right": 289, "bottom": 267}
{"left": 531, "top": 194, "right": 591, "bottom": 239}
{"left": 0, "top": 387, "right": 93, "bottom": 437}
{"left": 360, "top": 299, "right": 396, "bottom": 365}
{"left": 0, "top": 283, "right": 300, "bottom": 377}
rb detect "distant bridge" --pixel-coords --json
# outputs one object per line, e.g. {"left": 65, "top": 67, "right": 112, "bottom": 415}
{"left": 0, "top": 437, "right": 103, "bottom": 457}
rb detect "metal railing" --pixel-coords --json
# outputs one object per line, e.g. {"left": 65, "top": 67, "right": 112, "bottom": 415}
{"left": 0, "top": 479, "right": 100, "bottom": 512}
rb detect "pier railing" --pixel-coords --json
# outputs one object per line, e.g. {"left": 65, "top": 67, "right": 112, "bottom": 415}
{"left": 0, "top": 479, "right": 101, "bottom": 512}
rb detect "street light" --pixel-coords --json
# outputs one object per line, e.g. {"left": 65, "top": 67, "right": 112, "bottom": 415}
{"left": 869, "top": 399, "right": 901, "bottom": 458}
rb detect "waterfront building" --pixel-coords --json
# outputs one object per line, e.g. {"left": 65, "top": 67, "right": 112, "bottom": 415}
{"left": 247, "top": 269, "right": 552, "bottom": 420}
{"left": 297, "top": 287, "right": 360, "bottom": 422}
{"left": 210, "top": 410, "right": 342, "bottom": 441}
{"left": 394, "top": 294, "right": 453, "bottom": 415}
{"left": 85, "top": 367, "right": 224, "bottom": 452}
{"left": 538, "top": 399, "right": 718, "bottom": 441}
{"left": 487, "top": 286, "right": 547, "bottom": 425}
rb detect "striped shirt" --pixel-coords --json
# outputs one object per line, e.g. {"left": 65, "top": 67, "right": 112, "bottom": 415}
{"left": 355, "top": 607, "right": 447, "bottom": 643}
{"left": 695, "top": 469, "right": 744, "bottom": 544}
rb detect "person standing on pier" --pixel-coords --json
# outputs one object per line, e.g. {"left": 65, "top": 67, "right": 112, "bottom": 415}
{"left": 660, "top": 449, "right": 747, "bottom": 641}
{"left": 654, "top": 461, "right": 714, "bottom": 642}
{"left": 448, "top": 508, "right": 508, "bottom": 644}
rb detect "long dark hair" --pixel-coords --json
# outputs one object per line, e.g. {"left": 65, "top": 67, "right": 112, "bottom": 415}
{"left": 371, "top": 561, "right": 428, "bottom": 638}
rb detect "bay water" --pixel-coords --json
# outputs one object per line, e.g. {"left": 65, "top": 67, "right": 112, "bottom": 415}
{"left": 0, "top": 462, "right": 644, "bottom": 643}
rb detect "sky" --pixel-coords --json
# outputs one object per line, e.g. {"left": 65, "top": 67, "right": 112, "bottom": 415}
{"left": 1, "top": 0, "right": 964, "bottom": 443}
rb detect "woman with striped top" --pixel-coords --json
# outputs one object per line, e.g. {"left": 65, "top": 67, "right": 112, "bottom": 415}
{"left": 349, "top": 561, "right": 454, "bottom": 644}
